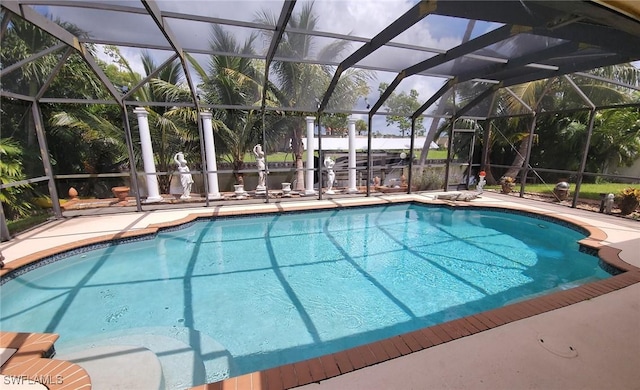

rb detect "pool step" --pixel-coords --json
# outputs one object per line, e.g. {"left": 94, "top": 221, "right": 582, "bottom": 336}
{"left": 56, "top": 344, "right": 163, "bottom": 390}
{"left": 56, "top": 327, "right": 233, "bottom": 389}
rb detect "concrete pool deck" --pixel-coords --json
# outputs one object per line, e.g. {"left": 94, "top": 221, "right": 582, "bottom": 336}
{"left": 1, "top": 192, "right": 639, "bottom": 389}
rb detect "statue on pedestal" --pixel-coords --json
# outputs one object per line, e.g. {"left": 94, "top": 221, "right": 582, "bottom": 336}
{"left": 477, "top": 170, "right": 486, "bottom": 194}
{"left": 174, "top": 152, "right": 194, "bottom": 199}
{"left": 253, "top": 144, "right": 267, "bottom": 192}
{"left": 604, "top": 193, "right": 615, "bottom": 214}
{"left": 324, "top": 156, "right": 335, "bottom": 194}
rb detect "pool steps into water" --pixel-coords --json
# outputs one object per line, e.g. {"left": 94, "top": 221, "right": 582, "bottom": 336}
{"left": 55, "top": 327, "right": 231, "bottom": 389}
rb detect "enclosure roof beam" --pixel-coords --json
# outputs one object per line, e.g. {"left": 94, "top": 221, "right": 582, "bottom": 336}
{"left": 319, "top": 0, "right": 436, "bottom": 112}
{"left": 0, "top": 90, "right": 35, "bottom": 102}
{"left": 502, "top": 53, "right": 632, "bottom": 88}
{"left": 543, "top": 0, "right": 640, "bottom": 41}
{"left": 412, "top": 79, "right": 456, "bottom": 120}
{"left": 0, "top": 42, "right": 66, "bottom": 77}
{"left": 504, "top": 87, "right": 534, "bottom": 114}
{"left": 265, "top": 1, "right": 296, "bottom": 70}
{"left": 455, "top": 41, "right": 580, "bottom": 84}
{"left": 1, "top": 2, "right": 124, "bottom": 105}
{"left": 122, "top": 53, "right": 180, "bottom": 100}
{"left": 406, "top": 24, "right": 523, "bottom": 76}
{"left": 371, "top": 23, "right": 521, "bottom": 115}
{"left": 564, "top": 75, "right": 596, "bottom": 109}
{"left": 453, "top": 84, "right": 502, "bottom": 120}
{"left": 260, "top": 0, "right": 296, "bottom": 113}
{"left": 36, "top": 47, "right": 73, "bottom": 100}
{"left": 141, "top": 0, "right": 200, "bottom": 109}
{"left": 530, "top": 23, "right": 640, "bottom": 58}
{"left": 574, "top": 71, "right": 640, "bottom": 91}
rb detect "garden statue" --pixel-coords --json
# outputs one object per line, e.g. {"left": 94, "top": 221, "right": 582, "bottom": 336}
{"left": 477, "top": 170, "right": 486, "bottom": 194}
{"left": 604, "top": 193, "right": 615, "bottom": 214}
{"left": 553, "top": 181, "right": 570, "bottom": 201}
{"left": 324, "top": 156, "right": 335, "bottom": 194}
{"left": 174, "top": 152, "right": 194, "bottom": 199}
{"left": 253, "top": 144, "right": 267, "bottom": 192}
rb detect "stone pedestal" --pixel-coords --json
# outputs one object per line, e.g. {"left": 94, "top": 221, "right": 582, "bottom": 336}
{"left": 234, "top": 184, "right": 247, "bottom": 199}
{"left": 281, "top": 182, "right": 292, "bottom": 197}
{"left": 255, "top": 185, "right": 266, "bottom": 196}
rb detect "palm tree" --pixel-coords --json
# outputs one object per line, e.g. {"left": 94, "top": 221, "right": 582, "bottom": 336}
{"left": 0, "top": 138, "right": 35, "bottom": 219}
{"left": 130, "top": 52, "right": 199, "bottom": 193}
{"left": 189, "top": 24, "right": 273, "bottom": 184}
{"left": 256, "top": 2, "right": 371, "bottom": 191}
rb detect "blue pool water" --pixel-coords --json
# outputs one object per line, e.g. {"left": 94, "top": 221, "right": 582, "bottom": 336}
{"left": 0, "top": 203, "right": 611, "bottom": 386}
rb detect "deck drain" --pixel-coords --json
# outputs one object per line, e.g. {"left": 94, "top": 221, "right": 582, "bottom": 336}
{"left": 537, "top": 334, "right": 578, "bottom": 358}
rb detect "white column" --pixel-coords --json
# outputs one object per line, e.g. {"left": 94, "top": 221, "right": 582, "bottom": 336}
{"left": 347, "top": 116, "right": 358, "bottom": 193}
{"left": 304, "top": 116, "right": 317, "bottom": 196}
{"left": 200, "top": 112, "right": 222, "bottom": 200}
{"left": 133, "top": 107, "right": 163, "bottom": 202}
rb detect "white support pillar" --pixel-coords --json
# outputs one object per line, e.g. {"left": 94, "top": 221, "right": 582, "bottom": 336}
{"left": 304, "top": 116, "right": 317, "bottom": 196}
{"left": 347, "top": 116, "right": 358, "bottom": 193}
{"left": 200, "top": 111, "right": 222, "bottom": 200}
{"left": 133, "top": 107, "right": 163, "bottom": 202}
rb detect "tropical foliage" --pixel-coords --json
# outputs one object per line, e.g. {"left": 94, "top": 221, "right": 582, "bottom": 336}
{"left": 378, "top": 82, "right": 425, "bottom": 137}
{"left": 619, "top": 187, "right": 640, "bottom": 201}
{"left": 190, "top": 25, "right": 270, "bottom": 184}
{"left": 0, "top": 138, "right": 36, "bottom": 219}
{"left": 617, "top": 187, "right": 640, "bottom": 215}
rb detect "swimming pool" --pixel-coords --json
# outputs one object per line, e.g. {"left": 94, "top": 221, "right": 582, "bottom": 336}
{"left": 0, "top": 203, "right": 613, "bottom": 388}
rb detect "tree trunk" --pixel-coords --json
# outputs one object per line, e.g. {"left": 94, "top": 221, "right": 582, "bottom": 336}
{"left": 418, "top": 116, "right": 442, "bottom": 167}
{"left": 503, "top": 135, "right": 530, "bottom": 178}
{"left": 233, "top": 160, "right": 244, "bottom": 185}
{"left": 484, "top": 156, "right": 498, "bottom": 185}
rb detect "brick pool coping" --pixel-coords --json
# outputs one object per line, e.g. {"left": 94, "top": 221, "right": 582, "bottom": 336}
{"left": 1, "top": 196, "right": 638, "bottom": 390}
{"left": 0, "top": 332, "right": 91, "bottom": 389}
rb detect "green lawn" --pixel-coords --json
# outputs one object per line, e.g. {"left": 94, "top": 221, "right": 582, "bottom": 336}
{"left": 226, "top": 149, "right": 450, "bottom": 163}
{"left": 221, "top": 152, "right": 298, "bottom": 163}
{"left": 505, "top": 182, "right": 634, "bottom": 201}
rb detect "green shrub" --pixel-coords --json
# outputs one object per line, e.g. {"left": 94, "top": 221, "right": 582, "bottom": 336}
{"left": 415, "top": 169, "right": 445, "bottom": 190}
